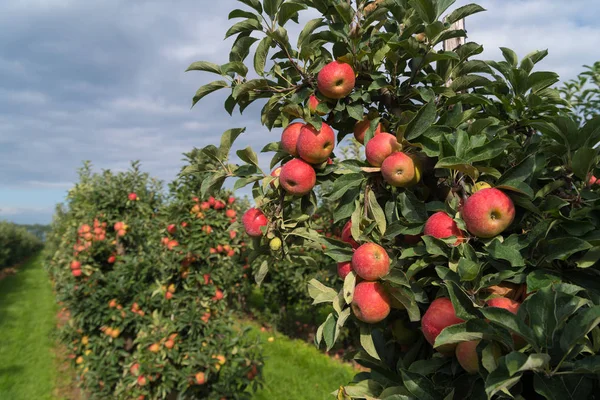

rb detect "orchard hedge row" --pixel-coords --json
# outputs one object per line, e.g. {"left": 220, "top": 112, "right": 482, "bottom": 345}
{"left": 185, "top": 0, "right": 600, "bottom": 399}
{"left": 44, "top": 163, "right": 263, "bottom": 400}
{"left": 0, "top": 221, "right": 43, "bottom": 269}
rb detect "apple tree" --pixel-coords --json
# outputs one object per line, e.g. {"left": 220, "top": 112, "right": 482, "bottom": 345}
{"left": 186, "top": 0, "right": 600, "bottom": 398}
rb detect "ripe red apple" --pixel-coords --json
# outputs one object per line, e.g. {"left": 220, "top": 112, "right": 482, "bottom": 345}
{"left": 225, "top": 209, "right": 237, "bottom": 218}
{"left": 589, "top": 175, "right": 598, "bottom": 187}
{"left": 130, "top": 363, "right": 140, "bottom": 376}
{"left": 423, "top": 212, "right": 465, "bottom": 245}
{"left": 341, "top": 220, "right": 359, "bottom": 248}
{"left": 281, "top": 122, "right": 304, "bottom": 157}
{"left": 354, "top": 118, "right": 382, "bottom": 144}
{"left": 208, "top": 196, "right": 216, "bottom": 206}
{"left": 351, "top": 281, "right": 391, "bottom": 323}
{"left": 486, "top": 297, "right": 520, "bottom": 315}
{"left": 167, "top": 224, "right": 177, "bottom": 234}
{"left": 365, "top": 133, "right": 400, "bottom": 167}
{"left": 317, "top": 61, "right": 355, "bottom": 99}
{"left": 337, "top": 261, "right": 352, "bottom": 279}
{"left": 456, "top": 340, "right": 480, "bottom": 374}
{"left": 297, "top": 123, "right": 335, "bottom": 164}
{"left": 200, "top": 202, "right": 210, "bottom": 211}
{"left": 195, "top": 372, "right": 206, "bottom": 385}
{"left": 214, "top": 200, "right": 226, "bottom": 210}
{"left": 72, "top": 269, "right": 82, "bottom": 277}
{"left": 107, "top": 255, "right": 116, "bottom": 264}
{"left": 462, "top": 188, "right": 515, "bottom": 238}
{"left": 279, "top": 158, "right": 317, "bottom": 196}
{"left": 308, "top": 94, "right": 326, "bottom": 116}
{"left": 128, "top": 193, "right": 137, "bottom": 201}
{"left": 421, "top": 298, "right": 464, "bottom": 354}
{"left": 351, "top": 243, "right": 390, "bottom": 280}
{"left": 149, "top": 343, "right": 160, "bottom": 353}
{"left": 167, "top": 240, "right": 179, "bottom": 250}
{"left": 70, "top": 260, "right": 81, "bottom": 270}
{"left": 137, "top": 375, "right": 147, "bottom": 386}
{"left": 164, "top": 339, "right": 175, "bottom": 349}
{"left": 242, "top": 208, "right": 268, "bottom": 237}
{"left": 381, "top": 152, "right": 420, "bottom": 187}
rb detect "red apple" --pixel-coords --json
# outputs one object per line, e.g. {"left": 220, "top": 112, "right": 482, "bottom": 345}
{"left": 456, "top": 340, "right": 480, "bottom": 374}
{"left": 128, "top": 193, "right": 137, "bottom": 201}
{"left": 242, "top": 208, "right": 268, "bottom": 237}
{"left": 365, "top": 133, "right": 400, "bottom": 167}
{"left": 354, "top": 118, "right": 382, "bottom": 144}
{"left": 164, "top": 339, "right": 175, "bottom": 349}
{"left": 279, "top": 158, "right": 317, "bottom": 196}
{"left": 486, "top": 297, "right": 520, "bottom": 315}
{"left": 228, "top": 196, "right": 235, "bottom": 204}
{"left": 297, "top": 123, "right": 336, "bottom": 164}
{"left": 137, "top": 375, "right": 147, "bottom": 386}
{"left": 70, "top": 260, "right": 81, "bottom": 270}
{"left": 195, "top": 372, "right": 206, "bottom": 385}
{"left": 423, "top": 212, "right": 465, "bottom": 245}
{"left": 281, "top": 122, "right": 304, "bottom": 157}
{"left": 213, "top": 289, "right": 224, "bottom": 301}
{"left": 351, "top": 243, "right": 390, "bottom": 280}
{"left": 167, "top": 224, "right": 177, "bottom": 234}
{"left": 421, "top": 298, "right": 464, "bottom": 354}
{"left": 317, "top": 61, "right": 355, "bottom": 99}
{"left": 337, "top": 261, "right": 352, "bottom": 279}
{"left": 214, "top": 200, "right": 226, "bottom": 210}
{"left": 208, "top": 196, "right": 216, "bottom": 206}
{"left": 130, "top": 363, "right": 140, "bottom": 376}
{"left": 167, "top": 240, "right": 179, "bottom": 250}
{"left": 225, "top": 209, "right": 237, "bottom": 218}
{"left": 308, "top": 94, "right": 326, "bottom": 115}
{"left": 107, "top": 255, "right": 116, "bottom": 264}
{"left": 462, "top": 188, "right": 515, "bottom": 238}
{"left": 351, "top": 281, "right": 391, "bottom": 323}
{"left": 381, "top": 152, "right": 420, "bottom": 187}
{"left": 72, "top": 269, "right": 82, "bottom": 277}
{"left": 200, "top": 202, "right": 210, "bottom": 211}
{"left": 341, "top": 220, "right": 359, "bottom": 248}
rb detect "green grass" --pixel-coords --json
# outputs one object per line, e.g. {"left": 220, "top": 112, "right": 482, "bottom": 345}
{"left": 246, "top": 324, "right": 357, "bottom": 400}
{"left": 0, "top": 254, "right": 59, "bottom": 400}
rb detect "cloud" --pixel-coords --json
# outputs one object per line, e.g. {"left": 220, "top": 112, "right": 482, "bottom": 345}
{"left": 1, "top": 0, "right": 599, "bottom": 224}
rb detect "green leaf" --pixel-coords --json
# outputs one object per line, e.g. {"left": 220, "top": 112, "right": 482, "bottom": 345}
{"left": 409, "top": 0, "right": 437, "bottom": 23}
{"left": 228, "top": 9, "right": 259, "bottom": 20}
{"left": 254, "top": 260, "right": 269, "bottom": 286}
{"left": 322, "top": 313, "right": 337, "bottom": 351}
{"left": 221, "top": 61, "right": 248, "bottom": 76}
{"left": 230, "top": 35, "right": 259, "bottom": 62}
{"left": 500, "top": 47, "right": 518, "bottom": 67}
{"left": 387, "top": 286, "right": 421, "bottom": 322}
{"left": 496, "top": 180, "right": 534, "bottom": 198}
{"left": 236, "top": 147, "right": 260, "bottom": 167}
{"left": 560, "top": 306, "right": 600, "bottom": 355}
{"left": 397, "top": 191, "right": 427, "bottom": 223}
{"left": 450, "top": 75, "right": 492, "bottom": 92}
{"left": 224, "top": 18, "right": 261, "bottom": 39}
{"left": 327, "top": 173, "right": 365, "bottom": 201}
{"left": 405, "top": 102, "right": 436, "bottom": 140}
{"left": 577, "top": 247, "right": 600, "bottom": 268}
{"left": 191, "top": 81, "right": 229, "bottom": 107}
{"left": 467, "top": 139, "right": 510, "bottom": 163}
{"left": 544, "top": 238, "right": 592, "bottom": 261}
{"left": 185, "top": 61, "right": 222, "bottom": 74}
{"left": 481, "top": 307, "right": 537, "bottom": 348}
{"left": 253, "top": 36, "right": 272, "bottom": 75}
{"left": 534, "top": 374, "right": 595, "bottom": 400}
{"left": 458, "top": 258, "right": 480, "bottom": 281}
{"left": 238, "top": 0, "right": 262, "bottom": 14}
{"left": 218, "top": 128, "right": 245, "bottom": 159}
{"left": 360, "top": 324, "right": 380, "bottom": 360}
{"left": 277, "top": 2, "right": 307, "bottom": 25}
{"left": 232, "top": 78, "right": 272, "bottom": 99}
{"left": 297, "top": 18, "right": 325, "bottom": 48}
{"left": 263, "top": 0, "right": 283, "bottom": 19}
{"left": 447, "top": 281, "right": 480, "bottom": 320}
{"left": 486, "top": 238, "right": 525, "bottom": 267}
{"left": 368, "top": 191, "right": 386, "bottom": 236}
{"left": 528, "top": 71, "right": 559, "bottom": 93}
{"left": 422, "top": 236, "right": 450, "bottom": 257}
{"left": 333, "top": 2, "right": 354, "bottom": 24}
{"left": 400, "top": 369, "right": 441, "bottom": 400}
{"left": 435, "top": 157, "right": 479, "bottom": 179}
{"left": 343, "top": 271, "right": 356, "bottom": 304}
{"left": 571, "top": 147, "right": 598, "bottom": 180}
{"left": 445, "top": 4, "right": 486, "bottom": 25}
{"left": 307, "top": 279, "right": 337, "bottom": 304}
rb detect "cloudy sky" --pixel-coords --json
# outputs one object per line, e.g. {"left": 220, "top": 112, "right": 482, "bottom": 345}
{"left": 1, "top": 0, "right": 599, "bottom": 224}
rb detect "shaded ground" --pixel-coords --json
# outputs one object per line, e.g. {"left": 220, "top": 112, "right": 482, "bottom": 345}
{"left": 0, "top": 254, "right": 61, "bottom": 400}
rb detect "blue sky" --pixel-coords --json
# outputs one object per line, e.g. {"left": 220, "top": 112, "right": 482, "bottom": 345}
{"left": 1, "top": 0, "right": 599, "bottom": 224}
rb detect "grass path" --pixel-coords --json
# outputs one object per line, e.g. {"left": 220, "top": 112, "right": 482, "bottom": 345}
{"left": 0, "top": 254, "right": 59, "bottom": 400}
{"left": 247, "top": 324, "right": 356, "bottom": 400}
